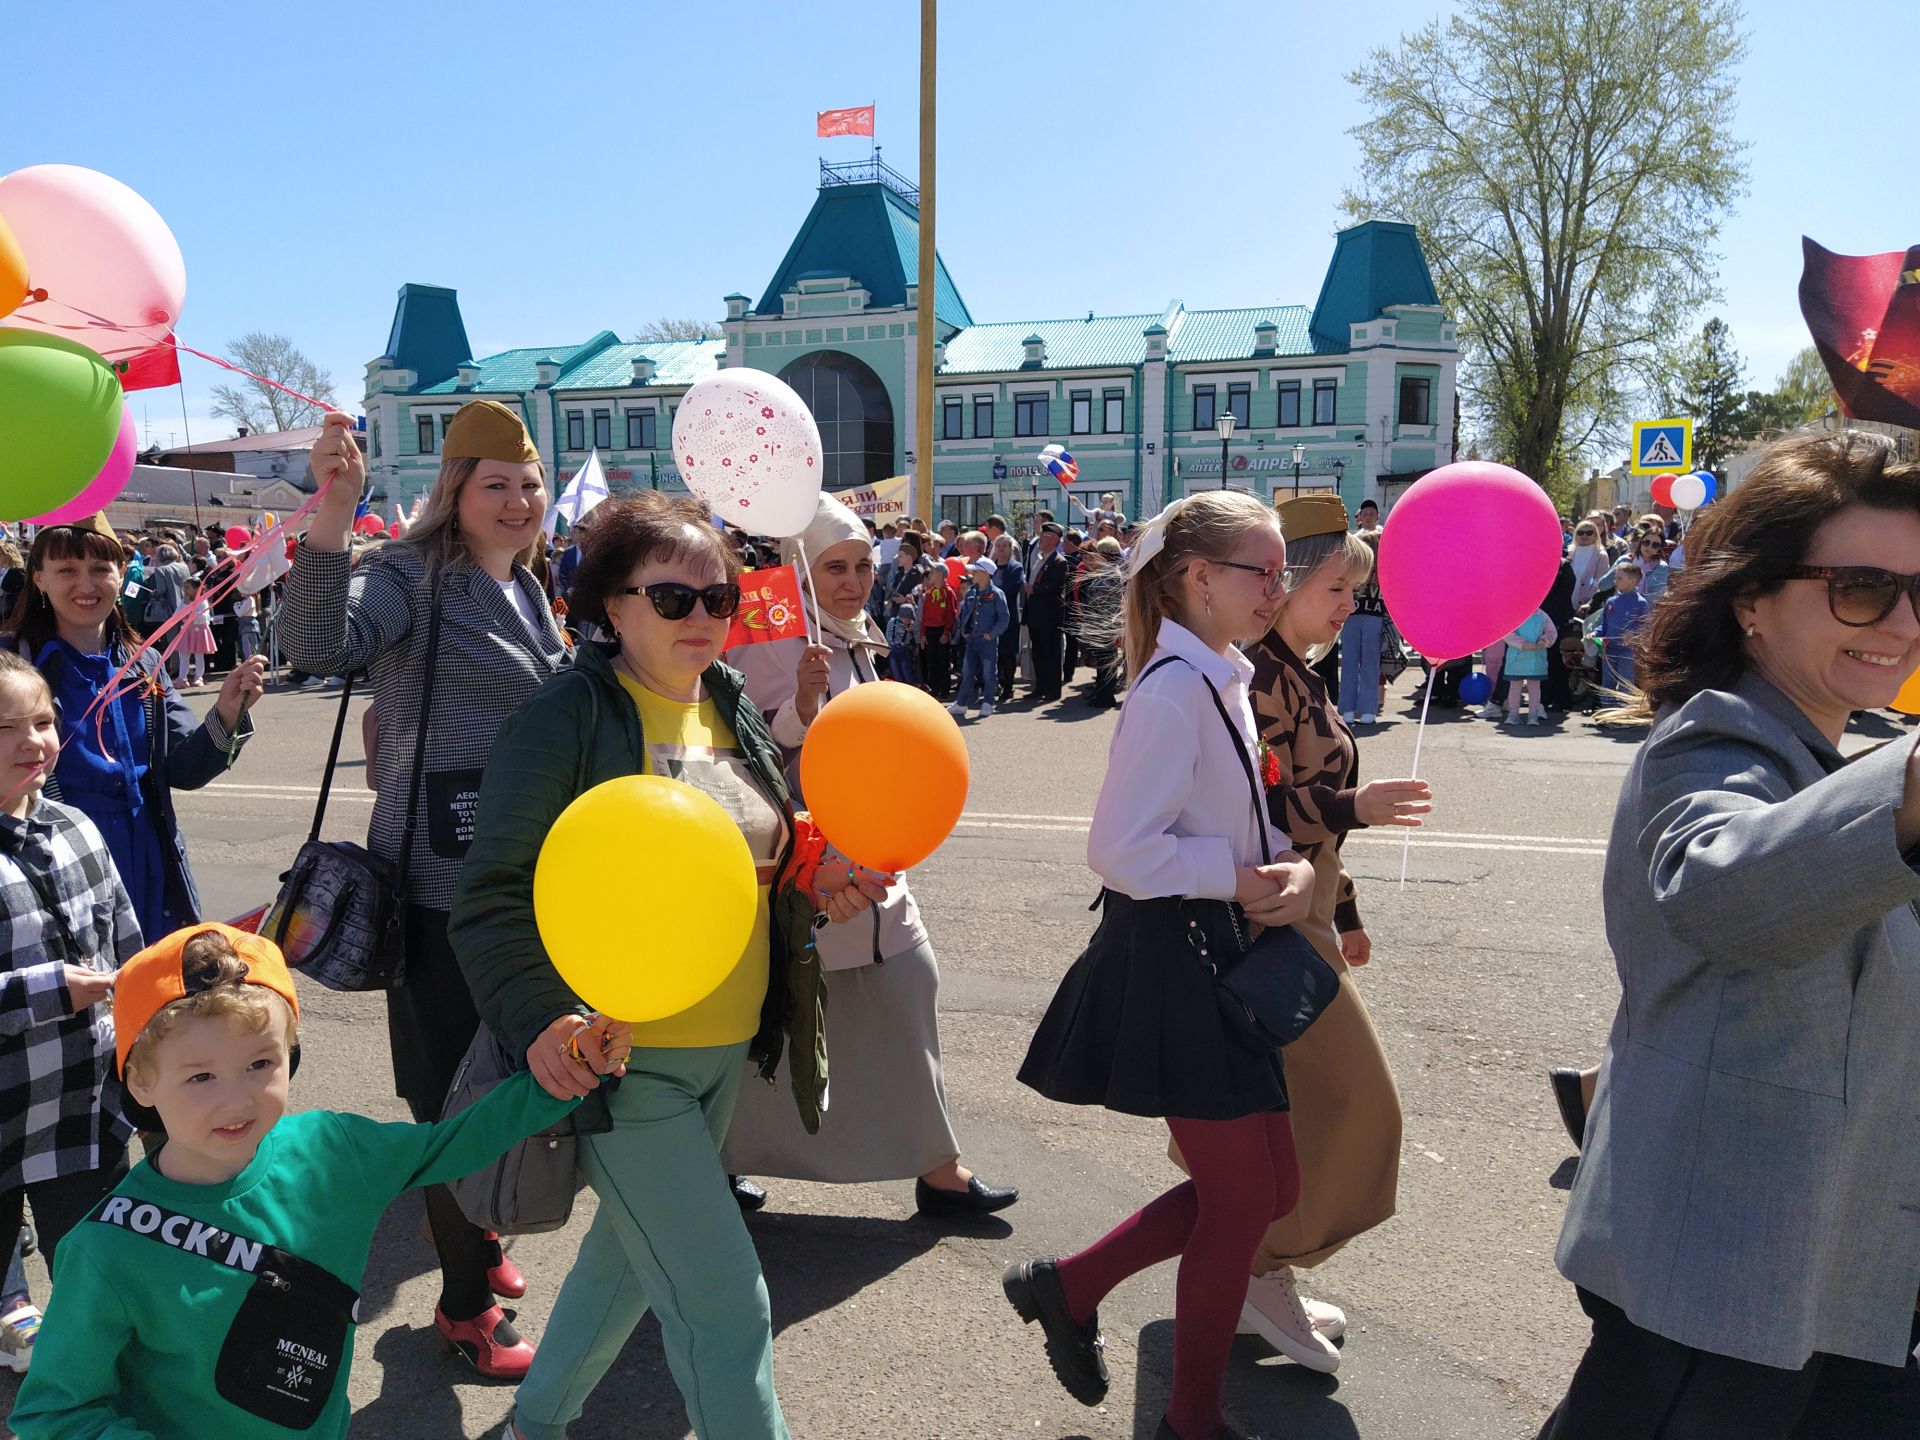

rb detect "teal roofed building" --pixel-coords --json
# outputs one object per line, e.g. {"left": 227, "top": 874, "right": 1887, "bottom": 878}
{"left": 364, "top": 156, "right": 1457, "bottom": 520}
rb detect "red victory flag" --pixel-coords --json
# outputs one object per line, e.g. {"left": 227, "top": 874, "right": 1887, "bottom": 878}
{"left": 726, "top": 566, "right": 809, "bottom": 649}
{"left": 817, "top": 105, "right": 875, "bottom": 138}
{"left": 114, "top": 334, "right": 183, "bottom": 392}
{"left": 1799, "top": 238, "right": 1920, "bottom": 429}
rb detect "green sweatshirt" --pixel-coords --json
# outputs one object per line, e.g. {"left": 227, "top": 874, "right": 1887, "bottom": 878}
{"left": 10, "top": 1071, "right": 576, "bottom": 1440}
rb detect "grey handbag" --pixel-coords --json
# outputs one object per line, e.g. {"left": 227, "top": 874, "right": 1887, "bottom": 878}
{"left": 441, "top": 1025, "right": 582, "bottom": 1235}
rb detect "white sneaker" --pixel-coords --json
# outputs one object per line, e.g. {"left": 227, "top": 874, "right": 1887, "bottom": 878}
{"left": 1235, "top": 1268, "right": 1341, "bottom": 1372}
{"left": 1358, "top": 713, "right": 1376, "bottom": 725}
{"left": 979, "top": 704, "right": 994, "bottom": 718}
{"left": 1526, "top": 710, "right": 1541, "bottom": 725}
{"left": 0, "top": 1301, "right": 40, "bottom": 1374}
{"left": 1339, "top": 710, "right": 1355, "bottom": 723}
{"left": 1478, "top": 703, "right": 1505, "bottom": 720}
{"left": 946, "top": 702, "right": 966, "bottom": 717}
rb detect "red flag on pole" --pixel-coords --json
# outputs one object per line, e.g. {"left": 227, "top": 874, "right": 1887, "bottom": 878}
{"left": 114, "top": 334, "right": 183, "bottom": 392}
{"left": 726, "top": 566, "right": 810, "bottom": 649}
{"left": 817, "top": 105, "right": 875, "bottom": 138}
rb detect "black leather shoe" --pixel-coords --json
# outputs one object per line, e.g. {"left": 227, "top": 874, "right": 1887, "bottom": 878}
{"left": 915, "top": 1175, "right": 1019, "bottom": 1216}
{"left": 729, "top": 1174, "right": 768, "bottom": 1212}
{"left": 1549, "top": 1068, "right": 1588, "bottom": 1151}
{"left": 1002, "top": 1258, "right": 1108, "bottom": 1406}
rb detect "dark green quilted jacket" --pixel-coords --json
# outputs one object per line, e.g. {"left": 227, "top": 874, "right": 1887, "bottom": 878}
{"left": 447, "top": 639, "right": 828, "bottom": 1131}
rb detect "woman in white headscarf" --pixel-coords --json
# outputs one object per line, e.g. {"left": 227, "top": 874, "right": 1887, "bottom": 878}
{"left": 1567, "top": 518, "right": 1614, "bottom": 612}
{"left": 721, "top": 493, "right": 1019, "bottom": 1218}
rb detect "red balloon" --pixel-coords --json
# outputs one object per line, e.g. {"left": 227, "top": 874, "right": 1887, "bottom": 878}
{"left": 223, "top": 524, "right": 250, "bottom": 549}
{"left": 942, "top": 556, "right": 964, "bottom": 586}
{"left": 1649, "top": 473, "right": 1677, "bottom": 507}
{"left": 353, "top": 513, "right": 385, "bottom": 536}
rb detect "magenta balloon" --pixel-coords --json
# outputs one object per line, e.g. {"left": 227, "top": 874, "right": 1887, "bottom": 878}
{"left": 1378, "top": 462, "right": 1563, "bottom": 661}
{"left": 25, "top": 400, "right": 136, "bottom": 525}
{"left": 0, "top": 164, "right": 187, "bottom": 359}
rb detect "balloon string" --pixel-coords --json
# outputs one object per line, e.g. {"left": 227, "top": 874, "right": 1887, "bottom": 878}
{"left": 1398, "top": 664, "right": 1438, "bottom": 890}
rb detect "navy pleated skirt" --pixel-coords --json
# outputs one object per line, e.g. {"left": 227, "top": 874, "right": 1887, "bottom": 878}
{"left": 1017, "top": 890, "right": 1289, "bottom": 1121}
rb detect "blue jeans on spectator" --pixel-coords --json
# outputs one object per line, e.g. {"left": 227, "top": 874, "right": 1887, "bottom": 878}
{"left": 3, "top": 1230, "right": 25, "bottom": 1305}
{"left": 954, "top": 636, "right": 999, "bottom": 712}
{"left": 1339, "top": 613, "right": 1384, "bottom": 716}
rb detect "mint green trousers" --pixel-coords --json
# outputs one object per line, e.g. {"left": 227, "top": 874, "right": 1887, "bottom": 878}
{"left": 513, "top": 1042, "right": 789, "bottom": 1440}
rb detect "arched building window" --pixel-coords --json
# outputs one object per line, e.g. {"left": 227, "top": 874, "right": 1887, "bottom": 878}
{"left": 777, "top": 350, "right": 895, "bottom": 490}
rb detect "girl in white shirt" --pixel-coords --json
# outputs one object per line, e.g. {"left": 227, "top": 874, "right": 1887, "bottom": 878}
{"left": 1008, "top": 489, "right": 1317, "bottom": 1440}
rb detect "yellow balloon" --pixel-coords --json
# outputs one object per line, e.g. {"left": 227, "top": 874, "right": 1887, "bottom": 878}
{"left": 1895, "top": 665, "right": 1920, "bottom": 717}
{"left": 533, "top": 775, "right": 758, "bottom": 1022}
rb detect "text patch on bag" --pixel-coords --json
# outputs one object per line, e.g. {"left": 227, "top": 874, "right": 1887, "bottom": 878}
{"left": 95, "top": 1196, "right": 360, "bottom": 1430}
{"left": 425, "top": 767, "right": 487, "bottom": 860}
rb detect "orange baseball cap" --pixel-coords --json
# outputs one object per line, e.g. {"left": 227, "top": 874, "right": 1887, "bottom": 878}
{"left": 113, "top": 921, "right": 301, "bottom": 1075}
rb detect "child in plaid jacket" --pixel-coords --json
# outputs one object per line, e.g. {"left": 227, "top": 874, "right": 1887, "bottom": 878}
{"left": 0, "top": 651, "right": 142, "bottom": 1308}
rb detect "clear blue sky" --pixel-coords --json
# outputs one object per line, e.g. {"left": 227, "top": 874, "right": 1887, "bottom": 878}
{"left": 2, "top": 0, "right": 1908, "bottom": 455}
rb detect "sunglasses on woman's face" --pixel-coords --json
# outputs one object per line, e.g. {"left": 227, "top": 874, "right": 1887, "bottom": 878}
{"left": 621, "top": 582, "right": 742, "bottom": 621}
{"left": 1783, "top": 567, "right": 1920, "bottom": 628}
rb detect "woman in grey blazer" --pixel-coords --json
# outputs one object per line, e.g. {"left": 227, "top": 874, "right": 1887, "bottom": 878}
{"left": 283, "top": 403, "right": 568, "bottom": 1381}
{"left": 1541, "top": 431, "right": 1920, "bottom": 1438}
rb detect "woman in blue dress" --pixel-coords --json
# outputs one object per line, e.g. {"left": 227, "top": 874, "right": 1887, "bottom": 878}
{"left": 0, "top": 516, "right": 263, "bottom": 940}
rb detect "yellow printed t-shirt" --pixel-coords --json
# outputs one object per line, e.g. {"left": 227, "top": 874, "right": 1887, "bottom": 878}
{"left": 615, "top": 671, "right": 783, "bottom": 1048}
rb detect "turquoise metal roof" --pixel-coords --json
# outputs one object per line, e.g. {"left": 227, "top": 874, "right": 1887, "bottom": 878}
{"left": 385, "top": 283, "right": 472, "bottom": 391}
{"left": 754, "top": 182, "right": 972, "bottom": 329}
{"left": 1309, "top": 220, "right": 1441, "bottom": 351}
{"left": 940, "top": 304, "right": 1317, "bottom": 374}
{"left": 416, "top": 334, "right": 723, "bottom": 395}
{"left": 1166, "top": 305, "right": 1315, "bottom": 362}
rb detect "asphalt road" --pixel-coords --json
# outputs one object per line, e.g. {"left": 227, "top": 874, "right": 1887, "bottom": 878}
{"left": 16, "top": 663, "right": 1895, "bottom": 1439}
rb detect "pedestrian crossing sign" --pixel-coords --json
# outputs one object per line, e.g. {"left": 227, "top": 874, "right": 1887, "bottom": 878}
{"left": 1631, "top": 418, "right": 1693, "bottom": 475}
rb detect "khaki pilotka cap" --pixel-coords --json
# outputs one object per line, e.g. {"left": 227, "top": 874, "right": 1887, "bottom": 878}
{"left": 442, "top": 400, "right": 539, "bottom": 463}
{"left": 1275, "top": 493, "right": 1351, "bottom": 543}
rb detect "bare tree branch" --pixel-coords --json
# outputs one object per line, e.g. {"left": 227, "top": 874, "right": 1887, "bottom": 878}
{"left": 206, "top": 331, "right": 337, "bottom": 433}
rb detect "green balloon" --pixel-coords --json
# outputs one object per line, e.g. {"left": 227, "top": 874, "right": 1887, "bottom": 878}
{"left": 0, "top": 329, "right": 124, "bottom": 523}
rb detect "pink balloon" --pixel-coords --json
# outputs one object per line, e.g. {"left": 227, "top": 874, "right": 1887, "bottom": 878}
{"left": 1378, "top": 461, "right": 1563, "bottom": 661}
{"left": 26, "top": 400, "right": 135, "bottom": 525}
{"left": 224, "top": 525, "right": 251, "bottom": 549}
{"left": 0, "top": 165, "right": 187, "bottom": 359}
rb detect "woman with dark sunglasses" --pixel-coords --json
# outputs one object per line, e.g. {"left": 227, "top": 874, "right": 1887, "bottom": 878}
{"left": 1538, "top": 432, "right": 1920, "bottom": 1439}
{"left": 450, "top": 492, "right": 886, "bottom": 1440}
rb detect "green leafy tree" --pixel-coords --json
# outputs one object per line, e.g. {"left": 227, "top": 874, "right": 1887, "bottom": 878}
{"left": 1345, "top": 0, "right": 1749, "bottom": 488}
{"left": 1771, "top": 345, "right": 1836, "bottom": 427}
{"left": 1661, "top": 317, "right": 1747, "bottom": 472}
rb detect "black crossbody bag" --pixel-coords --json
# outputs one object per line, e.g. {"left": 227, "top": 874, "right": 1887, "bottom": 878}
{"left": 1138, "top": 656, "right": 1342, "bottom": 1052}
{"left": 263, "top": 579, "right": 443, "bottom": 991}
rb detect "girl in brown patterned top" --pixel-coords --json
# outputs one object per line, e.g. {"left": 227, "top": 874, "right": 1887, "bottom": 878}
{"left": 1233, "top": 493, "right": 1431, "bottom": 1373}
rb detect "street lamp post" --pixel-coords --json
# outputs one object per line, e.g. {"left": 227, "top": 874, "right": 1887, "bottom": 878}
{"left": 1290, "top": 442, "right": 1307, "bottom": 497}
{"left": 1330, "top": 455, "right": 1346, "bottom": 501}
{"left": 1216, "top": 412, "right": 1237, "bottom": 490}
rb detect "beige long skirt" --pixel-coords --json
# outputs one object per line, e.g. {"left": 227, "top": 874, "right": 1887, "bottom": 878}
{"left": 1172, "top": 842, "right": 1403, "bottom": 1271}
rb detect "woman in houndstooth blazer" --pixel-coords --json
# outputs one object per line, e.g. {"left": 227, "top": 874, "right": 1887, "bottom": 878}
{"left": 280, "top": 404, "right": 567, "bottom": 1381}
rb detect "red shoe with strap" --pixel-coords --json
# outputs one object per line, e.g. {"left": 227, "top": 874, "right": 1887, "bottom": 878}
{"left": 434, "top": 1305, "right": 535, "bottom": 1380}
{"left": 483, "top": 1232, "right": 527, "bottom": 1300}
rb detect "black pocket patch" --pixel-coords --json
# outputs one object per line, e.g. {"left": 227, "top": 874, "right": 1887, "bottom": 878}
{"left": 214, "top": 1250, "right": 358, "bottom": 1430}
{"left": 424, "top": 768, "right": 487, "bottom": 860}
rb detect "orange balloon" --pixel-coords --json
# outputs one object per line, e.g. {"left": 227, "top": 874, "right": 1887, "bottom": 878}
{"left": 0, "top": 212, "right": 27, "bottom": 321}
{"left": 799, "top": 682, "right": 969, "bottom": 871}
{"left": 1895, "top": 664, "right": 1920, "bottom": 717}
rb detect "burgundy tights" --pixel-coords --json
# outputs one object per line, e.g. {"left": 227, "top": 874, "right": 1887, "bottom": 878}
{"left": 1055, "top": 1111, "right": 1299, "bottom": 1440}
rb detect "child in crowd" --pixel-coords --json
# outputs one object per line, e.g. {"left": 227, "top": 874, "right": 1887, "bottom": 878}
{"left": 1010, "top": 490, "right": 1316, "bottom": 1440}
{"left": 885, "top": 588, "right": 921, "bottom": 687}
{"left": 233, "top": 589, "right": 262, "bottom": 662}
{"left": 0, "top": 651, "right": 143, "bottom": 1378}
{"left": 1502, "top": 608, "right": 1553, "bottom": 725}
{"left": 1597, "top": 561, "right": 1651, "bottom": 694}
{"left": 177, "top": 577, "right": 216, "bottom": 688}
{"left": 9, "top": 921, "right": 618, "bottom": 1440}
{"left": 949, "top": 558, "right": 1010, "bottom": 720}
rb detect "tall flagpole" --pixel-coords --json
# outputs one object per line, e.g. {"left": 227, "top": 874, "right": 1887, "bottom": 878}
{"left": 915, "top": 0, "right": 936, "bottom": 524}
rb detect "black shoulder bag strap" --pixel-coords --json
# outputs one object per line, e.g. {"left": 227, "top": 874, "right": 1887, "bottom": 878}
{"left": 299, "top": 573, "right": 443, "bottom": 896}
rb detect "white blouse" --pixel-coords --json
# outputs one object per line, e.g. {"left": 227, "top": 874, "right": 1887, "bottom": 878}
{"left": 1087, "top": 619, "right": 1291, "bottom": 902}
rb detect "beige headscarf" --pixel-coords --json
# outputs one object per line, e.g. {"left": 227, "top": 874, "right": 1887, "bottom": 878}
{"left": 779, "top": 493, "right": 888, "bottom": 658}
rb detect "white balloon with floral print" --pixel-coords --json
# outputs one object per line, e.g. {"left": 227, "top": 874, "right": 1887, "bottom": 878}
{"left": 672, "top": 368, "right": 824, "bottom": 538}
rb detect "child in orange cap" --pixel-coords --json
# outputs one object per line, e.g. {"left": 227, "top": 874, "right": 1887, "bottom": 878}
{"left": 10, "top": 922, "right": 621, "bottom": 1440}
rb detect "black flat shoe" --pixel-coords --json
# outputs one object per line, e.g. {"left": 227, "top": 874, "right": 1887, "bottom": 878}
{"left": 1155, "top": 1422, "right": 1249, "bottom": 1440}
{"left": 1002, "top": 1259, "right": 1108, "bottom": 1406}
{"left": 1549, "top": 1068, "right": 1588, "bottom": 1151}
{"left": 915, "top": 1175, "right": 1019, "bottom": 1216}
{"left": 729, "top": 1174, "right": 768, "bottom": 1212}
